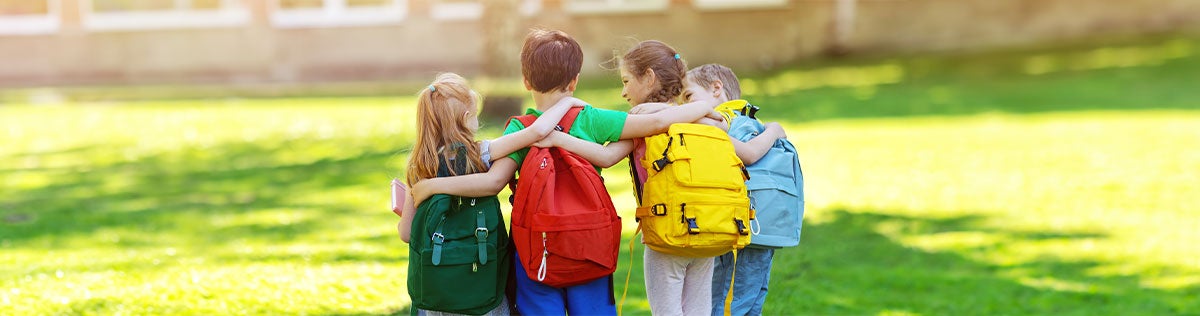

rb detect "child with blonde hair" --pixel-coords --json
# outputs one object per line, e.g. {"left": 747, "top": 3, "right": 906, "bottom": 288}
{"left": 395, "top": 72, "right": 583, "bottom": 316}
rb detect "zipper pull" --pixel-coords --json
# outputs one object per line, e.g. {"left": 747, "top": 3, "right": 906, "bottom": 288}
{"left": 472, "top": 262, "right": 478, "bottom": 272}
{"left": 541, "top": 232, "right": 549, "bottom": 257}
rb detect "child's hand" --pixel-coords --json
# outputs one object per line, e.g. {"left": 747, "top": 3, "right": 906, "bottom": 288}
{"left": 553, "top": 96, "right": 587, "bottom": 109}
{"left": 763, "top": 122, "right": 787, "bottom": 139}
{"left": 705, "top": 110, "right": 725, "bottom": 122}
{"left": 411, "top": 180, "right": 432, "bottom": 207}
{"left": 630, "top": 102, "right": 671, "bottom": 114}
{"left": 533, "top": 131, "right": 567, "bottom": 148}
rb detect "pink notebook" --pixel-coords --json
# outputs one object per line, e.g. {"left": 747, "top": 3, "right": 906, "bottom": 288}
{"left": 391, "top": 178, "right": 406, "bottom": 217}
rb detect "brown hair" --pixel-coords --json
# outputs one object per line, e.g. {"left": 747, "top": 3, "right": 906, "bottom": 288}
{"left": 687, "top": 63, "right": 742, "bottom": 100}
{"left": 622, "top": 40, "right": 687, "bottom": 104}
{"left": 406, "top": 73, "right": 486, "bottom": 185}
{"left": 520, "top": 29, "right": 584, "bottom": 93}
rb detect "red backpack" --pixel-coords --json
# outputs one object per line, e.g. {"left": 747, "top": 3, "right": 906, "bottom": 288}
{"left": 507, "top": 108, "right": 622, "bottom": 288}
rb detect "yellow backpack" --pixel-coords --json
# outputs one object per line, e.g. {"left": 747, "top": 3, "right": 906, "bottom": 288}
{"left": 619, "top": 122, "right": 756, "bottom": 316}
{"left": 634, "top": 123, "right": 754, "bottom": 257}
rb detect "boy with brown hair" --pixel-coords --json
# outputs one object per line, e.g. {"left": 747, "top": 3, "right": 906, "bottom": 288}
{"left": 415, "top": 29, "right": 721, "bottom": 315}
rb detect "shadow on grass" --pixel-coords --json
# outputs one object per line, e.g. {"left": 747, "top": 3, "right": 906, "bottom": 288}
{"left": 771, "top": 209, "right": 1199, "bottom": 315}
{"left": 5, "top": 137, "right": 1199, "bottom": 314}
{"left": 0, "top": 138, "right": 404, "bottom": 255}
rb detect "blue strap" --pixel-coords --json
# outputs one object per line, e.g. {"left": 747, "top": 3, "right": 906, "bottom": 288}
{"left": 431, "top": 217, "right": 446, "bottom": 266}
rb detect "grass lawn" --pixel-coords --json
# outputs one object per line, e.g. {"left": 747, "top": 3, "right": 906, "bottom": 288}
{"left": 2, "top": 34, "right": 1199, "bottom": 315}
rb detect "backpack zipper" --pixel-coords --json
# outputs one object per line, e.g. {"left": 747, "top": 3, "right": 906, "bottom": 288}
{"left": 537, "top": 232, "right": 549, "bottom": 281}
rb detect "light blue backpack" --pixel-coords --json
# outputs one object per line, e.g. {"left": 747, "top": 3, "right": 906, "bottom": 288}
{"left": 720, "top": 100, "right": 805, "bottom": 248}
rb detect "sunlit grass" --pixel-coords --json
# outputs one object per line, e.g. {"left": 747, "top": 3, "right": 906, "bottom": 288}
{"left": 3, "top": 34, "right": 1200, "bottom": 315}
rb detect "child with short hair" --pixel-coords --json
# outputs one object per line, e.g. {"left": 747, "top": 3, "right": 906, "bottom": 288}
{"left": 686, "top": 64, "right": 789, "bottom": 316}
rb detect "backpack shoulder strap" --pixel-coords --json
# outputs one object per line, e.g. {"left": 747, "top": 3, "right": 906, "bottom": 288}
{"left": 557, "top": 107, "right": 584, "bottom": 133}
{"left": 507, "top": 114, "right": 538, "bottom": 131}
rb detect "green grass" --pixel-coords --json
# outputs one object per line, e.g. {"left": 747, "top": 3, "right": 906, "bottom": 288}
{"left": 3, "top": 34, "right": 1200, "bottom": 315}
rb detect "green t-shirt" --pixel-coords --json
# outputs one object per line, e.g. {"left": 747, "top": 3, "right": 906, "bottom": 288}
{"left": 503, "top": 105, "right": 628, "bottom": 173}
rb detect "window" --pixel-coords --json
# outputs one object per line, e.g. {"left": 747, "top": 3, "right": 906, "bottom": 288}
{"left": 84, "top": 0, "right": 251, "bottom": 31}
{"left": 692, "top": 0, "right": 787, "bottom": 11}
{"left": 430, "top": 0, "right": 541, "bottom": 21}
{"left": 565, "top": 0, "right": 668, "bottom": 15}
{"left": 272, "top": 0, "right": 407, "bottom": 28}
{"left": 0, "top": 0, "right": 59, "bottom": 35}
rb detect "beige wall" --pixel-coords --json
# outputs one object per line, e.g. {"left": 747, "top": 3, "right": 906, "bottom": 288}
{"left": 0, "top": 0, "right": 1197, "bottom": 87}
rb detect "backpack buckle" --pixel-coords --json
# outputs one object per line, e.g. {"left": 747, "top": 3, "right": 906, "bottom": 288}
{"left": 431, "top": 232, "right": 445, "bottom": 243}
{"left": 744, "top": 104, "right": 760, "bottom": 119}
{"left": 652, "top": 157, "right": 672, "bottom": 171}
{"left": 734, "top": 219, "right": 749, "bottom": 235}
{"left": 475, "top": 227, "right": 489, "bottom": 239}
{"left": 651, "top": 204, "right": 668, "bottom": 216}
{"left": 686, "top": 217, "right": 700, "bottom": 235}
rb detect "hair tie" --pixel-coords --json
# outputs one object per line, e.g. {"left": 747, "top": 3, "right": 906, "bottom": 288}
{"left": 673, "top": 53, "right": 681, "bottom": 60}
{"left": 429, "top": 85, "right": 436, "bottom": 92}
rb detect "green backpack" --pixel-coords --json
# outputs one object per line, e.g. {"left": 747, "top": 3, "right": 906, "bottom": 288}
{"left": 407, "top": 147, "right": 510, "bottom": 315}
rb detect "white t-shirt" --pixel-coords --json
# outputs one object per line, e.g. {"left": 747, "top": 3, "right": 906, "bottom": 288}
{"left": 479, "top": 140, "right": 493, "bottom": 169}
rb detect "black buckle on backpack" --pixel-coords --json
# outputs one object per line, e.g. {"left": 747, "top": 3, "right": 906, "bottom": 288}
{"left": 651, "top": 204, "right": 668, "bottom": 216}
{"left": 734, "top": 219, "right": 749, "bottom": 235}
{"left": 743, "top": 104, "right": 760, "bottom": 119}
{"left": 652, "top": 157, "right": 673, "bottom": 172}
{"left": 652, "top": 137, "right": 674, "bottom": 172}
{"left": 686, "top": 217, "right": 700, "bottom": 235}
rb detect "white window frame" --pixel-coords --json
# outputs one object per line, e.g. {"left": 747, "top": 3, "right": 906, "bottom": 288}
{"left": 692, "top": 0, "right": 788, "bottom": 11}
{"left": 82, "top": 0, "right": 251, "bottom": 32}
{"left": 430, "top": 0, "right": 542, "bottom": 21}
{"left": 271, "top": 0, "right": 407, "bottom": 28}
{"left": 0, "top": 0, "right": 60, "bottom": 35}
{"left": 565, "top": 0, "right": 668, "bottom": 15}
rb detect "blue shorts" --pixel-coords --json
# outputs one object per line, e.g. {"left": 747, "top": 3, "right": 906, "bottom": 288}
{"left": 711, "top": 248, "right": 775, "bottom": 316}
{"left": 512, "top": 252, "right": 616, "bottom": 315}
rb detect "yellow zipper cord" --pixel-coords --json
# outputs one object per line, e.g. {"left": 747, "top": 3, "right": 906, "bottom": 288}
{"left": 724, "top": 247, "right": 738, "bottom": 316}
{"left": 618, "top": 225, "right": 641, "bottom": 316}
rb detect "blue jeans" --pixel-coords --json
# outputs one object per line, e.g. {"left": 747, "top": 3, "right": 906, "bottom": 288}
{"left": 711, "top": 248, "right": 774, "bottom": 316}
{"left": 513, "top": 252, "right": 616, "bottom": 315}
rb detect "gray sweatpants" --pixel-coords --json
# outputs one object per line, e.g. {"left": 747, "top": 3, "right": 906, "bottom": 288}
{"left": 644, "top": 248, "right": 714, "bottom": 316}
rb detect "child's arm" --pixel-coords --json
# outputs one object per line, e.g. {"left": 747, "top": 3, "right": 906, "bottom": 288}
{"left": 409, "top": 158, "right": 519, "bottom": 207}
{"left": 488, "top": 97, "right": 585, "bottom": 160}
{"left": 619, "top": 99, "right": 720, "bottom": 139}
{"left": 398, "top": 186, "right": 417, "bottom": 243}
{"left": 533, "top": 132, "right": 634, "bottom": 168}
{"left": 629, "top": 102, "right": 726, "bottom": 121}
{"left": 732, "top": 122, "right": 786, "bottom": 165}
{"left": 695, "top": 117, "right": 729, "bottom": 131}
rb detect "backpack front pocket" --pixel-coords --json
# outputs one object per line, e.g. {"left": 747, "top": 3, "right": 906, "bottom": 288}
{"left": 415, "top": 243, "right": 502, "bottom": 313}
{"left": 527, "top": 212, "right": 621, "bottom": 287}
